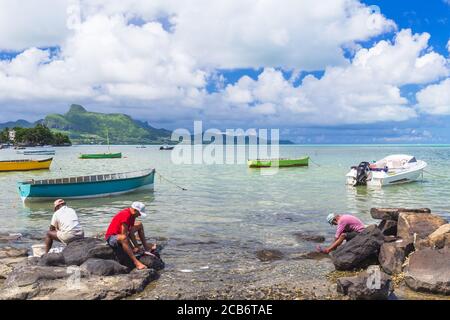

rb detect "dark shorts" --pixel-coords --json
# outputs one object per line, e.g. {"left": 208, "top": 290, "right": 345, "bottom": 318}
{"left": 106, "top": 235, "right": 119, "bottom": 248}
{"left": 345, "top": 231, "right": 360, "bottom": 241}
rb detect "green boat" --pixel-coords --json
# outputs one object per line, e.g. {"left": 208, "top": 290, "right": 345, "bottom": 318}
{"left": 80, "top": 129, "right": 122, "bottom": 159}
{"left": 80, "top": 153, "right": 122, "bottom": 159}
{"left": 247, "top": 156, "right": 309, "bottom": 168}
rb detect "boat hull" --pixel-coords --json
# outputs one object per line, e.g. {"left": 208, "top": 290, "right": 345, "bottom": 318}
{"left": 80, "top": 153, "right": 122, "bottom": 159}
{"left": 0, "top": 158, "right": 53, "bottom": 172}
{"left": 18, "top": 169, "right": 155, "bottom": 202}
{"left": 346, "top": 160, "right": 427, "bottom": 187}
{"left": 248, "top": 157, "right": 309, "bottom": 168}
{"left": 23, "top": 151, "right": 55, "bottom": 156}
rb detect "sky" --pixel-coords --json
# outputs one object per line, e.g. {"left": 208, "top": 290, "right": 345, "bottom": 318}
{"left": 0, "top": 0, "right": 449, "bottom": 143}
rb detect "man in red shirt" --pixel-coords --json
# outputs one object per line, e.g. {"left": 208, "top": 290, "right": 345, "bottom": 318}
{"left": 105, "top": 202, "right": 155, "bottom": 270}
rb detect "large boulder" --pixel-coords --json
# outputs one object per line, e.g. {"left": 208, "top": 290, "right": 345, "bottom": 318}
{"left": 378, "top": 240, "right": 414, "bottom": 275}
{"left": 371, "top": 208, "right": 430, "bottom": 221}
{"left": 415, "top": 224, "right": 450, "bottom": 250}
{"left": 139, "top": 255, "right": 165, "bottom": 271}
{"left": 378, "top": 220, "right": 398, "bottom": 236}
{"left": 109, "top": 245, "right": 165, "bottom": 271}
{"left": 47, "top": 268, "right": 158, "bottom": 300}
{"left": 331, "top": 225, "right": 384, "bottom": 271}
{"left": 404, "top": 248, "right": 450, "bottom": 295}
{"left": 80, "top": 259, "right": 128, "bottom": 276}
{"left": 336, "top": 267, "right": 392, "bottom": 300}
{"left": 0, "top": 266, "right": 158, "bottom": 300}
{"left": 397, "top": 212, "right": 447, "bottom": 240}
{"left": 62, "top": 238, "right": 116, "bottom": 266}
{"left": 0, "top": 249, "right": 29, "bottom": 280}
{"left": 3, "top": 265, "right": 70, "bottom": 288}
{"left": 37, "top": 253, "right": 66, "bottom": 267}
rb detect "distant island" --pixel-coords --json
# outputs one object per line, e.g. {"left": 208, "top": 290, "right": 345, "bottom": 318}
{"left": 0, "top": 104, "right": 294, "bottom": 145}
{"left": 0, "top": 104, "right": 173, "bottom": 145}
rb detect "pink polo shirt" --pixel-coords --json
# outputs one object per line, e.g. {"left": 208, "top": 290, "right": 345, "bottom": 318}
{"left": 335, "top": 215, "right": 365, "bottom": 239}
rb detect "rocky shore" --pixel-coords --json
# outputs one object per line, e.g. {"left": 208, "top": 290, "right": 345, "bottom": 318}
{"left": 331, "top": 208, "right": 450, "bottom": 299}
{"left": 0, "top": 207, "right": 449, "bottom": 300}
{"left": 0, "top": 235, "right": 164, "bottom": 300}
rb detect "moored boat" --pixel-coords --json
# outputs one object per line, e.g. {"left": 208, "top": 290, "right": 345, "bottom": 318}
{"left": 18, "top": 168, "right": 155, "bottom": 202}
{"left": 79, "top": 152, "right": 122, "bottom": 159}
{"left": 247, "top": 156, "right": 309, "bottom": 168}
{"left": 0, "top": 158, "right": 53, "bottom": 172}
{"left": 160, "top": 145, "right": 174, "bottom": 150}
{"left": 20, "top": 150, "right": 56, "bottom": 156}
{"left": 346, "top": 154, "right": 427, "bottom": 187}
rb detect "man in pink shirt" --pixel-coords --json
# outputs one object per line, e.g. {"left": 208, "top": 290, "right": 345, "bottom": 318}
{"left": 317, "top": 213, "right": 365, "bottom": 254}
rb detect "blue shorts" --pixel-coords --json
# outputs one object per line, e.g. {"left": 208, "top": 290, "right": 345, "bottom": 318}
{"left": 106, "top": 235, "right": 119, "bottom": 248}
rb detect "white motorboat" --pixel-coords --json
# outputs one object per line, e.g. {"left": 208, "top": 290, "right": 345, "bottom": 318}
{"left": 346, "top": 154, "right": 427, "bottom": 187}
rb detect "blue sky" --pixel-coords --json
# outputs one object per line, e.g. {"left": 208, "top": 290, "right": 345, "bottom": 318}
{"left": 0, "top": 1, "right": 449, "bottom": 143}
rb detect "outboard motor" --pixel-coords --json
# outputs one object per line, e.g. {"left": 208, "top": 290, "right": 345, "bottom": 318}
{"left": 354, "top": 161, "right": 371, "bottom": 186}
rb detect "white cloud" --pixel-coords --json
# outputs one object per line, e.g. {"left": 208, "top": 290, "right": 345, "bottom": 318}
{"left": 0, "top": 1, "right": 447, "bottom": 128}
{"left": 416, "top": 78, "right": 450, "bottom": 115}
{"left": 216, "top": 30, "right": 448, "bottom": 126}
{"left": 161, "top": 0, "right": 396, "bottom": 70}
{"left": 0, "top": 0, "right": 70, "bottom": 50}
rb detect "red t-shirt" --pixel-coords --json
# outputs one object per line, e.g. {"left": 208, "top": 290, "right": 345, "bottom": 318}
{"left": 105, "top": 208, "right": 136, "bottom": 240}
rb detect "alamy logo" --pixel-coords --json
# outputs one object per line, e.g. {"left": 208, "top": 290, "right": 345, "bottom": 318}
{"left": 170, "top": 121, "right": 280, "bottom": 175}
{"left": 366, "top": 265, "right": 381, "bottom": 290}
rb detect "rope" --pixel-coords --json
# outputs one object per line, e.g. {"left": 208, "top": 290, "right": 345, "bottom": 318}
{"left": 156, "top": 172, "right": 187, "bottom": 191}
{"left": 423, "top": 169, "right": 447, "bottom": 179}
{"left": 309, "top": 157, "right": 322, "bottom": 167}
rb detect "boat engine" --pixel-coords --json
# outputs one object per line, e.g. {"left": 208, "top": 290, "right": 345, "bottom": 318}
{"left": 354, "top": 161, "right": 371, "bottom": 186}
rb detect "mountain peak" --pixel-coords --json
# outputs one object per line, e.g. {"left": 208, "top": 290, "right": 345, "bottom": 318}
{"left": 68, "top": 104, "right": 87, "bottom": 114}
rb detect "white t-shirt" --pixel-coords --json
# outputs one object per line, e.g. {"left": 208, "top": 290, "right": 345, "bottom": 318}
{"left": 51, "top": 206, "right": 83, "bottom": 234}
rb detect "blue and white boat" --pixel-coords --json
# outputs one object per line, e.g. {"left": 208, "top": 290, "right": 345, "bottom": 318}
{"left": 18, "top": 168, "right": 155, "bottom": 202}
{"left": 18, "top": 149, "right": 56, "bottom": 156}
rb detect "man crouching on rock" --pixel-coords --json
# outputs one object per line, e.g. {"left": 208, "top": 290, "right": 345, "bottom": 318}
{"left": 317, "top": 213, "right": 365, "bottom": 254}
{"left": 45, "top": 199, "right": 85, "bottom": 253}
{"left": 105, "top": 202, "right": 156, "bottom": 270}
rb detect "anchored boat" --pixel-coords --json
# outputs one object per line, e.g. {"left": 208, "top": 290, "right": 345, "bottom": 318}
{"left": 247, "top": 156, "right": 309, "bottom": 168}
{"left": 80, "top": 129, "right": 122, "bottom": 159}
{"left": 0, "top": 158, "right": 53, "bottom": 172}
{"left": 346, "top": 154, "right": 427, "bottom": 187}
{"left": 160, "top": 145, "right": 174, "bottom": 150}
{"left": 18, "top": 168, "right": 155, "bottom": 202}
{"left": 80, "top": 152, "right": 122, "bottom": 159}
{"left": 20, "top": 150, "right": 56, "bottom": 156}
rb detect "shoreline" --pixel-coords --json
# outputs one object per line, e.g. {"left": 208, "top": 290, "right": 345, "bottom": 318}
{"left": 1, "top": 209, "right": 449, "bottom": 301}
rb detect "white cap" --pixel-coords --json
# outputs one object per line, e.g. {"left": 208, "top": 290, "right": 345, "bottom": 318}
{"left": 54, "top": 199, "right": 65, "bottom": 209}
{"left": 131, "top": 201, "right": 147, "bottom": 217}
{"left": 327, "top": 213, "right": 336, "bottom": 225}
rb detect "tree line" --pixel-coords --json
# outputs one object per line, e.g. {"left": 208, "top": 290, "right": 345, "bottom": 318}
{"left": 0, "top": 124, "right": 71, "bottom": 146}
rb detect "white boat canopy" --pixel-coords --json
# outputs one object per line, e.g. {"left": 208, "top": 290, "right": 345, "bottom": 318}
{"left": 375, "top": 154, "right": 417, "bottom": 169}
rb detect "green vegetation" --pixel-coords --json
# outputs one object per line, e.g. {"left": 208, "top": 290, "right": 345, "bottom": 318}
{"left": 41, "top": 104, "right": 172, "bottom": 145}
{"left": 0, "top": 124, "right": 71, "bottom": 146}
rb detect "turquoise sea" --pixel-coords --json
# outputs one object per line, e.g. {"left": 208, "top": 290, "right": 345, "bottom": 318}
{"left": 1, "top": 145, "right": 449, "bottom": 297}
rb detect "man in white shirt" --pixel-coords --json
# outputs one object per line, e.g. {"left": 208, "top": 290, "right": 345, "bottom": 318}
{"left": 45, "top": 199, "right": 84, "bottom": 253}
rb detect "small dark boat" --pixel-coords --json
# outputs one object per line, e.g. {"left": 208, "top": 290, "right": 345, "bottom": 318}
{"left": 160, "top": 145, "right": 174, "bottom": 150}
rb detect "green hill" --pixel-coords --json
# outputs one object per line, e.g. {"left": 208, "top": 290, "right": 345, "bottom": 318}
{"left": 0, "top": 119, "right": 34, "bottom": 130}
{"left": 41, "top": 104, "right": 172, "bottom": 145}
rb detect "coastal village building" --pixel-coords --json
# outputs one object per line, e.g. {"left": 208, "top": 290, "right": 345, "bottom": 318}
{"left": 8, "top": 130, "right": 15, "bottom": 142}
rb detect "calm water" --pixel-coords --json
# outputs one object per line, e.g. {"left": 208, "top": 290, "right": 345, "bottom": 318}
{"left": 1, "top": 145, "right": 450, "bottom": 295}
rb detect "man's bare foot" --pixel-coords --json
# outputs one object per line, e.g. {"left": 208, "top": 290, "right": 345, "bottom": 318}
{"left": 135, "top": 262, "right": 147, "bottom": 270}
